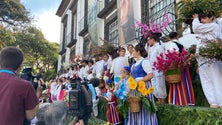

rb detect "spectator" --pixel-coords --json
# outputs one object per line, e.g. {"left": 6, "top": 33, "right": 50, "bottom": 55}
{"left": 0, "top": 46, "right": 39, "bottom": 125}
{"left": 44, "top": 101, "right": 67, "bottom": 125}
{"left": 35, "top": 103, "right": 51, "bottom": 125}
{"left": 42, "top": 101, "right": 83, "bottom": 125}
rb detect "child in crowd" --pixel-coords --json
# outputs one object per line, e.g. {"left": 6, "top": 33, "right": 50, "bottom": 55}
{"left": 87, "top": 78, "right": 100, "bottom": 117}
{"left": 114, "top": 66, "right": 130, "bottom": 101}
{"left": 103, "top": 79, "right": 121, "bottom": 125}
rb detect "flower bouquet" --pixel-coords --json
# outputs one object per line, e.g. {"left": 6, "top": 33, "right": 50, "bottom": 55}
{"left": 126, "top": 76, "right": 156, "bottom": 113}
{"left": 153, "top": 49, "right": 190, "bottom": 83}
{"left": 199, "top": 39, "right": 222, "bottom": 61}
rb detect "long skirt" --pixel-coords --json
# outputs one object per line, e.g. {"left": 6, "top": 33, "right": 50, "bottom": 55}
{"left": 126, "top": 81, "right": 158, "bottom": 125}
{"left": 106, "top": 101, "right": 121, "bottom": 124}
{"left": 168, "top": 67, "right": 195, "bottom": 105}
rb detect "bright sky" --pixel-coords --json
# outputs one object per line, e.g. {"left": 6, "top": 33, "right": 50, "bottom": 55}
{"left": 21, "top": 0, "right": 62, "bottom": 43}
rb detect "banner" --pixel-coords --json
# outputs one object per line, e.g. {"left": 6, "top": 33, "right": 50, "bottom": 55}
{"left": 118, "top": 0, "right": 136, "bottom": 45}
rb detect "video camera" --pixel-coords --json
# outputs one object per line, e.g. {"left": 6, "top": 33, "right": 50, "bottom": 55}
{"left": 66, "top": 79, "right": 92, "bottom": 118}
{"left": 65, "top": 78, "right": 103, "bottom": 125}
{"left": 20, "top": 68, "right": 45, "bottom": 90}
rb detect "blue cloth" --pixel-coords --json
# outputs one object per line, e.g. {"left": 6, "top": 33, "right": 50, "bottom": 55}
{"left": 88, "top": 83, "right": 97, "bottom": 100}
{"left": 131, "top": 60, "right": 147, "bottom": 78}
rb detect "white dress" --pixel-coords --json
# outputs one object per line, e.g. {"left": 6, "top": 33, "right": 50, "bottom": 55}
{"left": 148, "top": 43, "right": 167, "bottom": 99}
{"left": 193, "top": 18, "right": 222, "bottom": 106}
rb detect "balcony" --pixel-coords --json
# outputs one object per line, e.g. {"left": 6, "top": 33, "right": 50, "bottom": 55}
{"left": 97, "top": 0, "right": 117, "bottom": 19}
{"left": 78, "top": 16, "right": 88, "bottom": 37}
{"left": 66, "top": 32, "right": 77, "bottom": 48}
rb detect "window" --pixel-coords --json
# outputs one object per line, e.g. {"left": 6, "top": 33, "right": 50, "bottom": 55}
{"left": 108, "top": 19, "right": 118, "bottom": 47}
{"left": 72, "top": 13, "right": 77, "bottom": 39}
{"left": 63, "top": 25, "right": 67, "bottom": 48}
{"left": 149, "top": 0, "right": 176, "bottom": 35}
{"left": 141, "top": 0, "right": 149, "bottom": 23}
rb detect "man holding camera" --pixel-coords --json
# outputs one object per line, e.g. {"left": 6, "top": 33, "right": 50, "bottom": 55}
{"left": 0, "top": 46, "right": 39, "bottom": 125}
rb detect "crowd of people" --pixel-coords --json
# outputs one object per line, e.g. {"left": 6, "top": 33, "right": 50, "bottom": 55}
{"left": 0, "top": 10, "right": 222, "bottom": 125}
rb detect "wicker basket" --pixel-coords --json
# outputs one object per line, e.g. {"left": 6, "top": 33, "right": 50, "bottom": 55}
{"left": 126, "top": 96, "right": 141, "bottom": 112}
{"left": 165, "top": 74, "right": 181, "bottom": 84}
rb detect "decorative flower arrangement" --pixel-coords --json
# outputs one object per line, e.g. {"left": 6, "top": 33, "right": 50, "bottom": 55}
{"left": 117, "top": 76, "right": 156, "bottom": 118}
{"left": 127, "top": 76, "right": 156, "bottom": 113}
{"left": 199, "top": 39, "right": 222, "bottom": 61}
{"left": 136, "top": 13, "right": 171, "bottom": 38}
{"left": 176, "top": 0, "right": 221, "bottom": 23}
{"left": 153, "top": 49, "right": 190, "bottom": 76}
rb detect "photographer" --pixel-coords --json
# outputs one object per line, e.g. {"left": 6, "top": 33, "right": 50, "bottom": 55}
{"left": 0, "top": 46, "right": 39, "bottom": 125}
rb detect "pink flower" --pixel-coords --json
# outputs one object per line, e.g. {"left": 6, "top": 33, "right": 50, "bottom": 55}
{"left": 153, "top": 49, "right": 189, "bottom": 72}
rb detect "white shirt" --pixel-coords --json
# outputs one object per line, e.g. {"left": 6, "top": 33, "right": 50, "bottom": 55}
{"left": 50, "top": 81, "right": 57, "bottom": 95}
{"left": 93, "top": 60, "right": 105, "bottom": 78}
{"left": 148, "top": 43, "right": 165, "bottom": 65}
{"left": 192, "top": 18, "right": 219, "bottom": 41}
{"left": 110, "top": 56, "right": 129, "bottom": 76}
{"left": 216, "top": 17, "right": 222, "bottom": 40}
{"left": 68, "top": 69, "right": 74, "bottom": 78}
{"left": 164, "top": 41, "right": 179, "bottom": 53}
{"left": 78, "top": 67, "right": 85, "bottom": 80}
{"left": 83, "top": 65, "right": 89, "bottom": 78}
{"left": 55, "top": 84, "right": 62, "bottom": 100}
{"left": 104, "top": 60, "right": 112, "bottom": 70}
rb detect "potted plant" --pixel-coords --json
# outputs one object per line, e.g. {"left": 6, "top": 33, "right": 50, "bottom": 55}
{"left": 153, "top": 49, "right": 190, "bottom": 83}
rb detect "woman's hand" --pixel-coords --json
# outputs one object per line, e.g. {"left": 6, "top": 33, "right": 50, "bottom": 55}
{"left": 193, "top": 14, "right": 198, "bottom": 19}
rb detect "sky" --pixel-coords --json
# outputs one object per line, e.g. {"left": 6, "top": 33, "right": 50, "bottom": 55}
{"left": 21, "top": 0, "right": 62, "bottom": 43}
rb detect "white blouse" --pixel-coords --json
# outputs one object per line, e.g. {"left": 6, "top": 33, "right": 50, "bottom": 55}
{"left": 164, "top": 41, "right": 179, "bottom": 53}
{"left": 134, "top": 57, "right": 153, "bottom": 75}
{"left": 192, "top": 18, "right": 219, "bottom": 41}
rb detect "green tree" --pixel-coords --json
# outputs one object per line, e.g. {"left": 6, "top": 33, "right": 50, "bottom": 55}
{"left": 0, "top": 0, "right": 30, "bottom": 27}
{"left": 0, "top": 26, "right": 16, "bottom": 49}
{"left": 0, "top": 0, "right": 31, "bottom": 49}
{"left": 8, "top": 27, "right": 59, "bottom": 81}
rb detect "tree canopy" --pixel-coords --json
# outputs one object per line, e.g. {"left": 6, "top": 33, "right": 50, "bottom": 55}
{"left": 0, "top": 0, "right": 30, "bottom": 27}
{"left": 0, "top": 0, "right": 59, "bottom": 80}
{"left": 8, "top": 27, "right": 59, "bottom": 80}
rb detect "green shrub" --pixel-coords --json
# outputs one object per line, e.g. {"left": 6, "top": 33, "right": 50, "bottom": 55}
{"left": 157, "top": 104, "right": 222, "bottom": 125}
